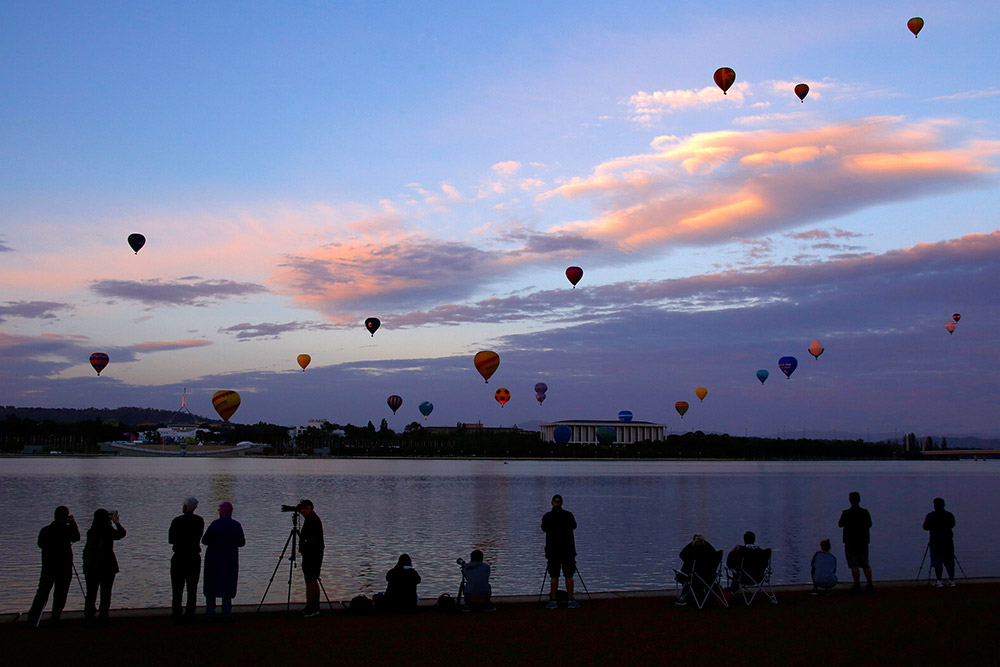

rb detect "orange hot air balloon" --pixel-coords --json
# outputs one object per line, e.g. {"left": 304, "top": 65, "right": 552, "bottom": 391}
{"left": 808, "top": 338, "right": 825, "bottom": 360}
{"left": 296, "top": 354, "right": 311, "bottom": 371}
{"left": 945, "top": 322, "right": 957, "bottom": 334}
{"left": 565, "top": 266, "right": 584, "bottom": 288}
{"left": 212, "top": 390, "right": 241, "bottom": 422}
{"left": 494, "top": 387, "right": 511, "bottom": 407}
{"left": 695, "top": 387, "right": 708, "bottom": 402}
{"left": 794, "top": 83, "right": 809, "bottom": 102}
{"left": 89, "top": 352, "right": 109, "bottom": 376}
{"left": 952, "top": 313, "right": 961, "bottom": 322}
{"left": 714, "top": 67, "right": 736, "bottom": 95}
{"left": 675, "top": 401, "right": 689, "bottom": 418}
{"left": 907, "top": 17, "right": 923, "bottom": 38}
{"left": 474, "top": 350, "right": 500, "bottom": 383}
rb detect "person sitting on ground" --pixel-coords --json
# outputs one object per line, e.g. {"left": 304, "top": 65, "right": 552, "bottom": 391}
{"left": 462, "top": 549, "right": 493, "bottom": 611}
{"left": 384, "top": 553, "right": 421, "bottom": 612}
{"left": 677, "top": 534, "right": 717, "bottom": 605}
{"left": 811, "top": 539, "right": 838, "bottom": 595}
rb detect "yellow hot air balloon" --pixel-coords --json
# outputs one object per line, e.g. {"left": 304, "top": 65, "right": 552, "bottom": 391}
{"left": 474, "top": 350, "right": 500, "bottom": 383}
{"left": 212, "top": 390, "right": 241, "bottom": 422}
{"left": 297, "top": 354, "right": 311, "bottom": 371}
{"left": 808, "top": 339, "right": 824, "bottom": 360}
{"left": 695, "top": 387, "right": 708, "bottom": 402}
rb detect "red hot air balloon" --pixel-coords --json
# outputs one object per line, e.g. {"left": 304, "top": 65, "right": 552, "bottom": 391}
{"left": 534, "top": 382, "right": 548, "bottom": 394}
{"left": 952, "top": 313, "right": 961, "bottom": 323}
{"left": 794, "top": 83, "right": 809, "bottom": 102}
{"left": 495, "top": 388, "right": 511, "bottom": 407}
{"left": 675, "top": 401, "right": 689, "bottom": 418}
{"left": 565, "top": 266, "right": 583, "bottom": 288}
{"left": 387, "top": 395, "right": 403, "bottom": 414}
{"left": 907, "top": 17, "right": 924, "bottom": 38}
{"left": 89, "top": 352, "right": 110, "bottom": 376}
{"left": 945, "top": 322, "right": 957, "bottom": 335}
{"left": 714, "top": 67, "right": 736, "bottom": 95}
{"left": 296, "top": 354, "right": 311, "bottom": 371}
{"left": 474, "top": 351, "right": 500, "bottom": 383}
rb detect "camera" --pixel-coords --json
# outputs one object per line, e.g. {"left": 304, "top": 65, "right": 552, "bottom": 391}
{"left": 280, "top": 504, "right": 300, "bottom": 513}
{"left": 456, "top": 558, "right": 466, "bottom": 565}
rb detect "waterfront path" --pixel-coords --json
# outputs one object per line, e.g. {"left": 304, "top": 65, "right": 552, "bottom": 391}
{"left": 6, "top": 581, "right": 997, "bottom": 665}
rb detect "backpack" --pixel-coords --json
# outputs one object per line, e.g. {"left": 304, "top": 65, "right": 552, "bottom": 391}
{"left": 346, "top": 594, "right": 374, "bottom": 615}
{"left": 434, "top": 593, "right": 458, "bottom": 613}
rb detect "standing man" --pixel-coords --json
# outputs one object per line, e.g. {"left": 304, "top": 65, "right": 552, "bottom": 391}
{"left": 541, "top": 494, "right": 579, "bottom": 609}
{"left": 202, "top": 501, "right": 245, "bottom": 620}
{"left": 838, "top": 491, "right": 874, "bottom": 593}
{"left": 923, "top": 497, "right": 956, "bottom": 587}
{"left": 26, "top": 506, "right": 80, "bottom": 628}
{"left": 168, "top": 496, "right": 205, "bottom": 622}
{"left": 297, "top": 499, "right": 324, "bottom": 617}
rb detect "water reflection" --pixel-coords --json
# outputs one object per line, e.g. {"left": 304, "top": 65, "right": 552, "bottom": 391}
{"left": 2, "top": 458, "right": 999, "bottom": 613}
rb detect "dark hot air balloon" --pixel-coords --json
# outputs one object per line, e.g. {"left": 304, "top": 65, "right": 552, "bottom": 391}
{"left": 618, "top": 410, "right": 633, "bottom": 422}
{"left": 89, "top": 352, "right": 109, "bottom": 376}
{"left": 419, "top": 401, "right": 433, "bottom": 419}
{"left": 553, "top": 424, "right": 572, "bottom": 444}
{"left": 779, "top": 356, "right": 798, "bottom": 379}
{"left": 387, "top": 395, "right": 403, "bottom": 414}
{"left": 565, "top": 266, "right": 584, "bottom": 288}
{"left": 596, "top": 426, "right": 616, "bottom": 445}
{"left": 127, "top": 234, "right": 145, "bottom": 254}
{"left": 534, "top": 382, "right": 548, "bottom": 394}
{"left": 535, "top": 392, "right": 546, "bottom": 405}
{"left": 364, "top": 317, "right": 380, "bottom": 336}
{"left": 908, "top": 17, "right": 924, "bottom": 38}
{"left": 714, "top": 67, "right": 736, "bottom": 95}
{"left": 952, "top": 313, "right": 961, "bottom": 322}
{"left": 794, "top": 83, "right": 809, "bottom": 102}
{"left": 756, "top": 369, "right": 769, "bottom": 385}
{"left": 675, "top": 401, "right": 689, "bottom": 418}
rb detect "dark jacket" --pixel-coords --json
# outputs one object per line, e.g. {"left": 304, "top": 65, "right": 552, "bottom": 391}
{"left": 541, "top": 507, "right": 577, "bottom": 558}
{"left": 923, "top": 509, "right": 956, "bottom": 550}
{"left": 385, "top": 566, "right": 421, "bottom": 610}
{"left": 169, "top": 512, "right": 205, "bottom": 556}
{"left": 82, "top": 521, "right": 127, "bottom": 577}
{"left": 38, "top": 518, "right": 81, "bottom": 571}
{"left": 299, "top": 512, "right": 324, "bottom": 557}
{"left": 838, "top": 506, "right": 872, "bottom": 546}
{"left": 679, "top": 539, "right": 718, "bottom": 580}
{"left": 202, "top": 516, "right": 246, "bottom": 598}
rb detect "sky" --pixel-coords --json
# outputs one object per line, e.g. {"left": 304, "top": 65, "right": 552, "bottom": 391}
{"left": 2, "top": 1, "right": 999, "bottom": 438}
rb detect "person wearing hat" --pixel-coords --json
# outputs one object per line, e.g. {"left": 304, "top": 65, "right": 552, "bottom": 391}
{"left": 201, "top": 501, "right": 245, "bottom": 619}
{"left": 168, "top": 496, "right": 205, "bottom": 622}
{"left": 297, "top": 499, "right": 324, "bottom": 617}
{"left": 541, "top": 494, "right": 579, "bottom": 609}
{"left": 26, "top": 505, "right": 80, "bottom": 628}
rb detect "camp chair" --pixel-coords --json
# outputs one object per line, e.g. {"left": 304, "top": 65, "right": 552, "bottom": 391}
{"left": 726, "top": 547, "right": 777, "bottom": 605}
{"left": 674, "top": 549, "right": 728, "bottom": 610}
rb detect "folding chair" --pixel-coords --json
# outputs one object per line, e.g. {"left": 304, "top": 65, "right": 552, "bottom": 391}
{"left": 674, "top": 549, "right": 729, "bottom": 609}
{"left": 726, "top": 547, "right": 777, "bottom": 605}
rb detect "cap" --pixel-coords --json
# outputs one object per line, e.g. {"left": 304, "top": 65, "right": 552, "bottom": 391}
{"left": 551, "top": 494, "right": 563, "bottom": 503}
{"left": 218, "top": 501, "right": 234, "bottom": 516}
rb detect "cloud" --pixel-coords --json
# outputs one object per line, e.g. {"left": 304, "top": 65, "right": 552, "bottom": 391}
{"left": 627, "top": 84, "right": 748, "bottom": 123}
{"left": 492, "top": 161, "right": 522, "bottom": 176}
{"left": 0, "top": 301, "right": 71, "bottom": 323}
{"left": 0, "top": 237, "right": 13, "bottom": 252}
{"left": 219, "top": 321, "right": 334, "bottom": 340}
{"left": 91, "top": 277, "right": 268, "bottom": 307}
{"left": 929, "top": 88, "right": 1000, "bottom": 102}
{"left": 130, "top": 339, "right": 213, "bottom": 353}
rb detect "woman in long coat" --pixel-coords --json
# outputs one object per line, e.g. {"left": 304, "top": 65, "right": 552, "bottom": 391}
{"left": 201, "top": 501, "right": 245, "bottom": 618}
{"left": 82, "top": 508, "right": 127, "bottom": 624}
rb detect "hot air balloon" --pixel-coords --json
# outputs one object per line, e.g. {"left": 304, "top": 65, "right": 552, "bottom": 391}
{"left": 419, "top": 401, "right": 433, "bottom": 419}
{"left": 474, "top": 351, "right": 500, "bottom": 383}
{"left": 535, "top": 392, "right": 546, "bottom": 405}
{"left": 89, "top": 352, "right": 109, "bottom": 376}
{"left": 945, "top": 322, "right": 957, "bottom": 335}
{"left": 387, "top": 394, "right": 403, "bottom": 414}
{"left": 779, "top": 356, "right": 798, "bottom": 379}
{"left": 364, "top": 317, "right": 380, "bottom": 336}
{"left": 565, "top": 266, "right": 584, "bottom": 288}
{"left": 714, "top": 67, "right": 736, "bottom": 95}
{"left": 695, "top": 387, "right": 708, "bottom": 402}
{"left": 808, "top": 339, "right": 824, "bottom": 360}
{"left": 618, "top": 410, "right": 633, "bottom": 422}
{"left": 675, "top": 401, "right": 689, "bottom": 418}
{"left": 534, "top": 382, "right": 548, "bottom": 394}
{"left": 756, "top": 369, "right": 769, "bottom": 385}
{"left": 596, "top": 426, "right": 616, "bottom": 445}
{"left": 952, "top": 313, "right": 961, "bottom": 323}
{"left": 794, "top": 83, "right": 809, "bottom": 102}
{"left": 212, "top": 390, "right": 241, "bottom": 422}
{"left": 127, "top": 233, "right": 145, "bottom": 254}
{"left": 553, "top": 424, "right": 572, "bottom": 444}
{"left": 494, "top": 387, "right": 510, "bottom": 407}
{"left": 296, "top": 354, "right": 311, "bottom": 371}
{"left": 907, "top": 17, "right": 923, "bottom": 37}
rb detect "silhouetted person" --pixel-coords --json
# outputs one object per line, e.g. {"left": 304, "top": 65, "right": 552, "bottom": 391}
{"left": 82, "top": 508, "right": 127, "bottom": 625}
{"left": 542, "top": 494, "right": 579, "bottom": 609}
{"left": 677, "top": 534, "right": 717, "bottom": 605}
{"left": 923, "top": 497, "right": 956, "bottom": 587}
{"left": 168, "top": 496, "right": 204, "bottom": 622}
{"left": 838, "top": 491, "right": 873, "bottom": 593}
{"left": 384, "top": 553, "right": 421, "bottom": 612}
{"left": 810, "top": 538, "right": 838, "bottom": 595}
{"left": 726, "top": 530, "right": 762, "bottom": 594}
{"left": 202, "top": 501, "right": 245, "bottom": 619}
{"left": 298, "top": 499, "right": 324, "bottom": 617}
{"left": 26, "top": 505, "right": 80, "bottom": 628}
{"left": 462, "top": 549, "right": 493, "bottom": 611}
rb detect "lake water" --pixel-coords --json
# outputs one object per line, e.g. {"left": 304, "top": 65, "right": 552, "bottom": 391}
{"left": 2, "top": 457, "right": 997, "bottom": 613}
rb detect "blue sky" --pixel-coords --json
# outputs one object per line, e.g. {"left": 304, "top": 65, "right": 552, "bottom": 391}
{"left": 2, "top": 1, "right": 999, "bottom": 437}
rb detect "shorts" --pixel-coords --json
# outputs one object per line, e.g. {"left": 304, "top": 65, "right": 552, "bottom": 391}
{"left": 547, "top": 557, "right": 576, "bottom": 579}
{"left": 302, "top": 553, "right": 323, "bottom": 582}
{"left": 930, "top": 545, "right": 954, "bottom": 571}
{"left": 844, "top": 545, "right": 869, "bottom": 570}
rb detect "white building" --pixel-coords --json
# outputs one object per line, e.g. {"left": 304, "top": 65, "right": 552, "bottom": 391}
{"left": 539, "top": 419, "right": 668, "bottom": 444}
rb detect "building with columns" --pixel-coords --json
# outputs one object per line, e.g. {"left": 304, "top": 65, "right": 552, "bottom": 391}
{"left": 539, "top": 419, "right": 668, "bottom": 444}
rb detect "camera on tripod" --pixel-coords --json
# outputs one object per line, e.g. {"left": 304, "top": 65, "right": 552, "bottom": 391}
{"left": 456, "top": 558, "right": 466, "bottom": 566}
{"left": 280, "top": 503, "right": 301, "bottom": 513}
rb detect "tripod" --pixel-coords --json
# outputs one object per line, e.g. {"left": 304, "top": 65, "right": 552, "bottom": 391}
{"left": 536, "top": 563, "right": 593, "bottom": 606}
{"left": 916, "top": 543, "right": 969, "bottom": 584}
{"left": 456, "top": 559, "right": 467, "bottom": 607}
{"left": 257, "top": 511, "right": 333, "bottom": 613}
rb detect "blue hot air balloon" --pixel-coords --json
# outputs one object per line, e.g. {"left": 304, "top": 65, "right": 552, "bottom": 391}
{"left": 618, "top": 410, "right": 633, "bottom": 422}
{"left": 553, "top": 424, "right": 572, "bottom": 444}
{"left": 418, "top": 401, "right": 433, "bottom": 419}
{"left": 596, "top": 426, "right": 617, "bottom": 445}
{"left": 778, "top": 356, "right": 798, "bottom": 379}
{"left": 756, "top": 369, "right": 769, "bottom": 385}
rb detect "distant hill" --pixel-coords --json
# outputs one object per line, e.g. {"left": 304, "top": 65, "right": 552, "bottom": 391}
{"left": 0, "top": 405, "right": 212, "bottom": 425}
